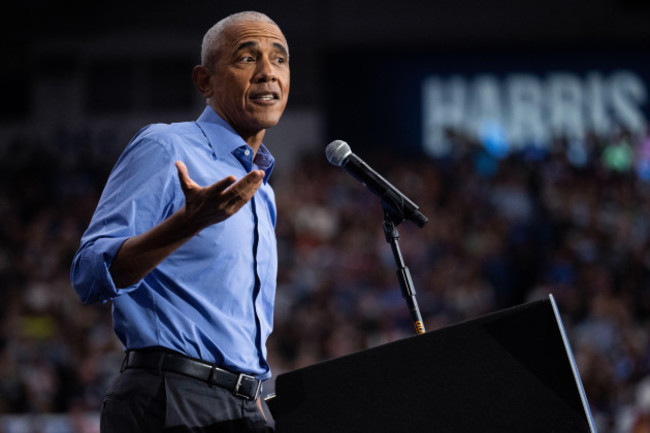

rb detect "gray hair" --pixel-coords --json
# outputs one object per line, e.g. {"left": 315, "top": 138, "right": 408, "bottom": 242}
{"left": 200, "top": 11, "right": 284, "bottom": 67}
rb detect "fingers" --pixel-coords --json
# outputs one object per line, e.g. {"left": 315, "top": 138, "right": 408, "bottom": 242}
{"left": 175, "top": 161, "right": 263, "bottom": 204}
{"left": 175, "top": 161, "right": 238, "bottom": 194}
{"left": 219, "top": 170, "right": 264, "bottom": 205}
{"left": 233, "top": 169, "right": 265, "bottom": 191}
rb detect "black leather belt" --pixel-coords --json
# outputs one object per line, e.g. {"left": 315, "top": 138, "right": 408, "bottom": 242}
{"left": 122, "top": 350, "right": 262, "bottom": 401}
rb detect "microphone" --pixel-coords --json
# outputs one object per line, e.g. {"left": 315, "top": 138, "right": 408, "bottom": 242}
{"left": 326, "top": 140, "right": 428, "bottom": 227}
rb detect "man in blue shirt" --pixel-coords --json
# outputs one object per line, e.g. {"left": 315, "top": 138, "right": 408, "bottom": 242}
{"left": 71, "top": 11, "right": 289, "bottom": 433}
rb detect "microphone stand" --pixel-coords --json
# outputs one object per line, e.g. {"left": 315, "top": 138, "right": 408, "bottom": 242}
{"left": 381, "top": 202, "right": 426, "bottom": 335}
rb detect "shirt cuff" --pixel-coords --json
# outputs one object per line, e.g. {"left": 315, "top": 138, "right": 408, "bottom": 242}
{"left": 75, "top": 236, "right": 139, "bottom": 303}
{"left": 97, "top": 236, "right": 141, "bottom": 299}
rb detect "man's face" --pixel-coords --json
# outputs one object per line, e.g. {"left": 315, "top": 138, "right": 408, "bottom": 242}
{"left": 204, "top": 21, "right": 290, "bottom": 138}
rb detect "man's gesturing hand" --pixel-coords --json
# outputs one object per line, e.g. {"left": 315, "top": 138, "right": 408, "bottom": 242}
{"left": 175, "top": 161, "right": 264, "bottom": 233}
{"left": 109, "top": 161, "right": 264, "bottom": 288}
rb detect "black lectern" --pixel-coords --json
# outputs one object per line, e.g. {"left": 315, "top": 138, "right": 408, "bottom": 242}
{"left": 267, "top": 295, "right": 596, "bottom": 433}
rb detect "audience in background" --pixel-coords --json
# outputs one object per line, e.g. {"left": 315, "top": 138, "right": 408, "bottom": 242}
{"left": 0, "top": 127, "right": 649, "bottom": 433}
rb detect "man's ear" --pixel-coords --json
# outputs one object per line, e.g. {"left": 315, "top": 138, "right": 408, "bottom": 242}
{"left": 192, "top": 65, "right": 213, "bottom": 98}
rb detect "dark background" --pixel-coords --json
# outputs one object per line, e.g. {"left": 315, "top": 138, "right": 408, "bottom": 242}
{"left": 3, "top": 0, "right": 650, "bottom": 119}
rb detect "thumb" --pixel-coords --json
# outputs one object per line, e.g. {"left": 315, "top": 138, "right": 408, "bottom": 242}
{"left": 175, "top": 161, "right": 198, "bottom": 194}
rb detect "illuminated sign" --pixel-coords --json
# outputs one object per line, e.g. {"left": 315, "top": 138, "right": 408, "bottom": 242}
{"left": 325, "top": 49, "right": 650, "bottom": 159}
{"left": 422, "top": 70, "right": 648, "bottom": 156}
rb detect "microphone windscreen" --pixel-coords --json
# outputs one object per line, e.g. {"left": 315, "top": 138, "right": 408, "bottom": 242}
{"left": 326, "top": 140, "right": 352, "bottom": 167}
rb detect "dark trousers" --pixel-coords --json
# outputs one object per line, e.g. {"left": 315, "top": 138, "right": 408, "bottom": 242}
{"left": 100, "top": 368, "right": 273, "bottom": 432}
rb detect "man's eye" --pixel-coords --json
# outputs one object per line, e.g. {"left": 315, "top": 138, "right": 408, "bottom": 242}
{"left": 241, "top": 56, "right": 255, "bottom": 62}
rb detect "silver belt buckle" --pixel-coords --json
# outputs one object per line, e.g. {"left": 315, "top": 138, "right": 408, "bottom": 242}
{"left": 234, "top": 373, "right": 261, "bottom": 400}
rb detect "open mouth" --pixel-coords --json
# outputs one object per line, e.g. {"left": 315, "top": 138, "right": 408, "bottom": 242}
{"left": 250, "top": 92, "right": 279, "bottom": 101}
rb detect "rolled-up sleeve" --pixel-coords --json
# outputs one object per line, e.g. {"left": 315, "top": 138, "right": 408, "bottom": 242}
{"left": 70, "top": 126, "right": 179, "bottom": 304}
{"left": 71, "top": 236, "right": 133, "bottom": 304}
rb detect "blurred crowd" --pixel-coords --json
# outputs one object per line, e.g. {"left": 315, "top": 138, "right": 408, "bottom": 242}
{"left": 1, "top": 125, "right": 650, "bottom": 432}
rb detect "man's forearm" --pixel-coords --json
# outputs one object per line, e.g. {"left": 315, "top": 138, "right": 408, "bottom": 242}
{"left": 109, "top": 207, "right": 198, "bottom": 288}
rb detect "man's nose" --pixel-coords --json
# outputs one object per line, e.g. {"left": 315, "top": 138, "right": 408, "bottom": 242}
{"left": 254, "top": 57, "right": 276, "bottom": 82}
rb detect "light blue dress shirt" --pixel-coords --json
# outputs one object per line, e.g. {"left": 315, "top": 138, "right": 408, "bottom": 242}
{"left": 71, "top": 106, "right": 277, "bottom": 379}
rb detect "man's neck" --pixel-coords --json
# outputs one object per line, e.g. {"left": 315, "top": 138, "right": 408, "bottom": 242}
{"left": 238, "top": 130, "right": 265, "bottom": 156}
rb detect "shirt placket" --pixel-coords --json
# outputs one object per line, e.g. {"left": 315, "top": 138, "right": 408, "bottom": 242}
{"left": 232, "top": 145, "right": 267, "bottom": 371}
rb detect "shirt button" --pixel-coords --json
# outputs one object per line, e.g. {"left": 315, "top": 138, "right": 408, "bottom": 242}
{"left": 244, "top": 149, "right": 251, "bottom": 156}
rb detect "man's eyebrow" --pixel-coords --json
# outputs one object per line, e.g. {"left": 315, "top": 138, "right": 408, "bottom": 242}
{"left": 235, "top": 41, "right": 258, "bottom": 53}
{"left": 272, "top": 42, "right": 289, "bottom": 57}
{"left": 235, "top": 41, "right": 289, "bottom": 57}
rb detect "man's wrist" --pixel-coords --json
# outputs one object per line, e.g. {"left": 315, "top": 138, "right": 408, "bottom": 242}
{"left": 175, "top": 206, "right": 205, "bottom": 238}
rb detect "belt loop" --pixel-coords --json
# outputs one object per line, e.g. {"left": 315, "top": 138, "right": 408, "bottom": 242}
{"left": 157, "top": 352, "right": 166, "bottom": 375}
{"left": 207, "top": 366, "right": 216, "bottom": 387}
{"left": 120, "top": 352, "right": 129, "bottom": 373}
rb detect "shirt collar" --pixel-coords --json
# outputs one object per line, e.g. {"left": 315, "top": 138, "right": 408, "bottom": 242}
{"left": 195, "top": 106, "right": 275, "bottom": 183}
